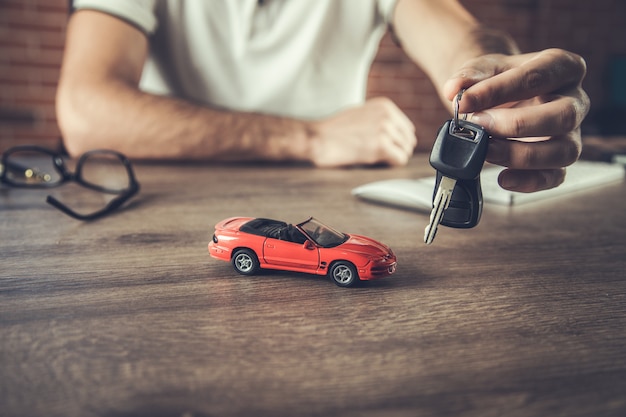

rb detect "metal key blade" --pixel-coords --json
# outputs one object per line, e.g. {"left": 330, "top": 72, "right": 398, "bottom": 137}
{"left": 424, "top": 175, "right": 457, "bottom": 245}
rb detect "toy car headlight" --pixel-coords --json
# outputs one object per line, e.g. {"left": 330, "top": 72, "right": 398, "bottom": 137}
{"left": 376, "top": 253, "right": 393, "bottom": 262}
{"left": 212, "top": 234, "right": 218, "bottom": 243}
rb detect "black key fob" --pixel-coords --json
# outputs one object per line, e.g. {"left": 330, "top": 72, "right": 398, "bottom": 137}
{"left": 433, "top": 170, "right": 483, "bottom": 228}
{"left": 430, "top": 119, "right": 489, "bottom": 181}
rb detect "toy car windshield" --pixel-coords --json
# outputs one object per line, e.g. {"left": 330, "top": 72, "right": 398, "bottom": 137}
{"left": 297, "top": 217, "right": 347, "bottom": 248}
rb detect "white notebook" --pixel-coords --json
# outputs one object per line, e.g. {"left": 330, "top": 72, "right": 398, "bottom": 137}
{"left": 352, "top": 160, "right": 625, "bottom": 212}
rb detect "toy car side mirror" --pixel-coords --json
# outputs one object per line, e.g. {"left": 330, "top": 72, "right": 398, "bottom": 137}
{"left": 303, "top": 240, "right": 315, "bottom": 250}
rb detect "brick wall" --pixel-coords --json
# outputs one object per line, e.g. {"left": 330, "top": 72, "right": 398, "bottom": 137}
{"left": 0, "top": 0, "right": 68, "bottom": 151}
{"left": 1, "top": 0, "right": 625, "bottom": 153}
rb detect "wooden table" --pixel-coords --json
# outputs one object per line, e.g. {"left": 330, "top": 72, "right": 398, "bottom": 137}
{"left": 2, "top": 154, "right": 625, "bottom": 417}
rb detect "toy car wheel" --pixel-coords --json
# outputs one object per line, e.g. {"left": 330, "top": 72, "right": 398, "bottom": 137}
{"left": 232, "top": 249, "right": 260, "bottom": 275}
{"left": 329, "top": 261, "right": 358, "bottom": 287}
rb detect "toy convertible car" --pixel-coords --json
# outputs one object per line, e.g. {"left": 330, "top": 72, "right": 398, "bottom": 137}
{"left": 208, "top": 217, "right": 397, "bottom": 287}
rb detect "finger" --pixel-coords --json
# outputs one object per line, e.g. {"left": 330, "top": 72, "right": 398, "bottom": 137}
{"left": 372, "top": 134, "right": 410, "bottom": 166}
{"left": 389, "top": 120, "right": 418, "bottom": 155}
{"left": 380, "top": 124, "right": 416, "bottom": 166}
{"left": 459, "top": 49, "right": 587, "bottom": 113}
{"left": 385, "top": 99, "right": 417, "bottom": 142}
{"left": 470, "top": 88, "right": 590, "bottom": 138}
{"left": 486, "top": 130, "right": 582, "bottom": 170}
{"left": 443, "top": 55, "right": 506, "bottom": 100}
{"left": 381, "top": 100, "right": 417, "bottom": 155}
{"left": 497, "top": 168, "right": 566, "bottom": 192}
{"left": 381, "top": 143, "right": 412, "bottom": 166}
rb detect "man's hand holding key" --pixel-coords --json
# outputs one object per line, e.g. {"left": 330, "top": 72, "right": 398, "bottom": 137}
{"left": 425, "top": 48, "right": 590, "bottom": 244}
{"left": 443, "top": 49, "right": 590, "bottom": 193}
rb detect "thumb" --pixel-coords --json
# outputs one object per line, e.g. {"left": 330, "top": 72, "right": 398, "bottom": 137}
{"left": 443, "top": 66, "right": 493, "bottom": 102}
{"left": 442, "top": 54, "right": 516, "bottom": 110}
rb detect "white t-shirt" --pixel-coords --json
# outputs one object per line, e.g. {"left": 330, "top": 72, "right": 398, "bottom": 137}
{"left": 73, "top": 0, "right": 398, "bottom": 119}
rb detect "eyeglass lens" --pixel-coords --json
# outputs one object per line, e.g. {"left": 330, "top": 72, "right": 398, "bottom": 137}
{"left": 78, "top": 152, "right": 133, "bottom": 193}
{"left": 3, "top": 149, "right": 63, "bottom": 186}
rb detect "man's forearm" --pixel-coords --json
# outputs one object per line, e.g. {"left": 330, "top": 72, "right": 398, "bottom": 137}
{"left": 57, "top": 79, "right": 314, "bottom": 162}
{"left": 392, "top": 0, "right": 519, "bottom": 97}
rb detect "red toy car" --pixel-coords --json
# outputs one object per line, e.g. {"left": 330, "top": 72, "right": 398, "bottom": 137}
{"left": 208, "top": 217, "right": 397, "bottom": 287}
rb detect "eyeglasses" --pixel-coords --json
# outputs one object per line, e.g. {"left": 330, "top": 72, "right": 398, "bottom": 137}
{"left": 0, "top": 146, "right": 140, "bottom": 220}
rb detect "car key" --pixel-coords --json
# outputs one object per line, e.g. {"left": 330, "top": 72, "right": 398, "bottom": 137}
{"left": 432, "top": 171, "right": 483, "bottom": 229}
{"left": 424, "top": 91, "right": 489, "bottom": 244}
{"left": 424, "top": 119, "right": 488, "bottom": 244}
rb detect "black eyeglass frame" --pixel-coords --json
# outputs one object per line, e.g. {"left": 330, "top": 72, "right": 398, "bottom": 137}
{"left": 1, "top": 145, "right": 140, "bottom": 221}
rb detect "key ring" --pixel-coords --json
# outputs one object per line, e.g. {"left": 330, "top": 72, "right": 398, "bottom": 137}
{"left": 453, "top": 89, "right": 467, "bottom": 130}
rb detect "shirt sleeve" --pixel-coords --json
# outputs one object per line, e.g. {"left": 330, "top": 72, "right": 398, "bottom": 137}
{"left": 72, "top": 0, "right": 159, "bottom": 34}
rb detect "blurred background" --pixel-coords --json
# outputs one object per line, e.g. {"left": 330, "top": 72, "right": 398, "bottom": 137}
{"left": 1, "top": 0, "right": 625, "bottom": 153}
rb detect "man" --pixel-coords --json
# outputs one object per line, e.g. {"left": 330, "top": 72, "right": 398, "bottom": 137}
{"left": 56, "top": 0, "right": 589, "bottom": 193}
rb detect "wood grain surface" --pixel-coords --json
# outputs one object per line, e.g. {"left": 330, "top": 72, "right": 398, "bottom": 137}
{"left": 1, "top": 155, "right": 625, "bottom": 417}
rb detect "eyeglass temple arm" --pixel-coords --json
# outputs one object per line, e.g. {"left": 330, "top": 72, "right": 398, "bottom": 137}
{"left": 46, "top": 184, "right": 139, "bottom": 221}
